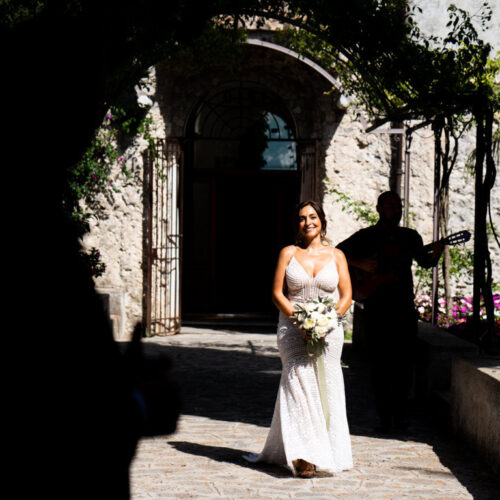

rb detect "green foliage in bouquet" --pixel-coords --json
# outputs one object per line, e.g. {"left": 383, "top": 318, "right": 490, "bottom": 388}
{"left": 294, "top": 296, "right": 340, "bottom": 348}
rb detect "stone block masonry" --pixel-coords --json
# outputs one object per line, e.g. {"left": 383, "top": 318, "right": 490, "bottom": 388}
{"left": 452, "top": 356, "right": 500, "bottom": 475}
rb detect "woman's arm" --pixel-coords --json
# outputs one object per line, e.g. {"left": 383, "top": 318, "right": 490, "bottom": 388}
{"left": 334, "top": 248, "right": 352, "bottom": 316}
{"left": 272, "top": 246, "right": 296, "bottom": 317}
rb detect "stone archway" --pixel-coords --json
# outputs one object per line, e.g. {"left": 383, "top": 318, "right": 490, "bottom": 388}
{"left": 147, "top": 39, "right": 343, "bottom": 332}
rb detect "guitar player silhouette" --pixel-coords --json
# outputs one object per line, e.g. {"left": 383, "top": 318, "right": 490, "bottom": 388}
{"left": 337, "top": 191, "right": 445, "bottom": 432}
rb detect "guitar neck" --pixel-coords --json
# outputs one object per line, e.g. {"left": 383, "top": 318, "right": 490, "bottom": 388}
{"left": 438, "top": 230, "right": 471, "bottom": 247}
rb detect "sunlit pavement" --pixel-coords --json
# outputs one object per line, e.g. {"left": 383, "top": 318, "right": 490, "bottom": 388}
{"left": 129, "top": 327, "right": 499, "bottom": 499}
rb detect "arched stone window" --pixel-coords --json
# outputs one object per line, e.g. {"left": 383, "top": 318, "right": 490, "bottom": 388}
{"left": 190, "top": 82, "right": 297, "bottom": 171}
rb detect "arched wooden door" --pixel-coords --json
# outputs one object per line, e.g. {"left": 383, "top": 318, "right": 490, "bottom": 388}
{"left": 182, "top": 83, "right": 299, "bottom": 319}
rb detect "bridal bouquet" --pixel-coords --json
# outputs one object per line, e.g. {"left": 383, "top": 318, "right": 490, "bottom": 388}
{"left": 293, "top": 296, "right": 340, "bottom": 430}
{"left": 292, "top": 296, "right": 340, "bottom": 348}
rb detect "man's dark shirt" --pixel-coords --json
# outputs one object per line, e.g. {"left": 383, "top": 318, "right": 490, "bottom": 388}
{"left": 337, "top": 222, "right": 430, "bottom": 308}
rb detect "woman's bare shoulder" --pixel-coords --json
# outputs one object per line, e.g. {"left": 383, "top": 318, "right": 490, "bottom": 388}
{"left": 333, "top": 247, "right": 346, "bottom": 258}
{"left": 280, "top": 245, "right": 297, "bottom": 259}
{"left": 333, "top": 247, "right": 347, "bottom": 264}
{"left": 275, "top": 245, "right": 296, "bottom": 270}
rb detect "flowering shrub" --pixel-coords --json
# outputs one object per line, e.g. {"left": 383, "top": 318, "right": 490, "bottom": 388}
{"left": 415, "top": 294, "right": 500, "bottom": 331}
{"left": 65, "top": 90, "right": 154, "bottom": 279}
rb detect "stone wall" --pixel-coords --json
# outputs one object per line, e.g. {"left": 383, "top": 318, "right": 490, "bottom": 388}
{"left": 154, "top": 44, "right": 339, "bottom": 141}
{"left": 451, "top": 356, "right": 500, "bottom": 475}
{"left": 412, "top": 0, "right": 500, "bottom": 53}
{"left": 82, "top": 152, "right": 146, "bottom": 339}
{"left": 82, "top": 69, "right": 166, "bottom": 339}
{"left": 324, "top": 111, "right": 500, "bottom": 298}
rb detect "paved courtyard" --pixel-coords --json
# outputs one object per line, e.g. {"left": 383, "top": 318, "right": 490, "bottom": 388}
{"left": 129, "top": 327, "right": 499, "bottom": 499}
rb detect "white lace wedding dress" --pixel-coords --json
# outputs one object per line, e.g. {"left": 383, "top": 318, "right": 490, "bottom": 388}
{"left": 245, "top": 255, "right": 353, "bottom": 475}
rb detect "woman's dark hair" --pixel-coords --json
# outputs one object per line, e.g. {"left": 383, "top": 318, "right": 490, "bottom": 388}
{"left": 295, "top": 200, "right": 328, "bottom": 245}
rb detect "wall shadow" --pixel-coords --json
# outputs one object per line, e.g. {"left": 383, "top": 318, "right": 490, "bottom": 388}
{"left": 140, "top": 340, "right": 380, "bottom": 433}
{"left": 345, "top": 346, "right": 500, "bottom": 499}
{"left": 141, "top": 341, "right": 282, "bottom": 427}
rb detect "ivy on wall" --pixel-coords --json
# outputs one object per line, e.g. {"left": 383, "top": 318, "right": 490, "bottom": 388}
{"left": 64, "top": 84, "right": 154, "bottom": 277}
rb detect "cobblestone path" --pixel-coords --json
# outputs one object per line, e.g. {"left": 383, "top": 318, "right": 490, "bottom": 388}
{"left": 129, "top": 328, "right": 499, "bottom": 499}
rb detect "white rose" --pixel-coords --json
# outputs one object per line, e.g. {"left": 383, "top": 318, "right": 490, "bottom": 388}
{"left": 304, "top": 302, "right": 317, "bottom": 313}
{"left": 316, "top": 303, "right": 326, "bottom": 314}
{"left": 310, "top": 311, "right": 322, "bottom": 324}
{"left": 316, "top": 315, "right": 329, "bottom": 328}
{"left": 326, "top": 311, "right": 338, "bottom": 321}
{"left": 303, "top": 317, "right": 315, "bottom": 330}
{"left": 315, "top": 326, "right": 328, "bottom": 338}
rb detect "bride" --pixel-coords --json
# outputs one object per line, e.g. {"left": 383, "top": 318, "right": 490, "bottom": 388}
{"left": 245, "top": 200, "right": 353, "bottom": 478}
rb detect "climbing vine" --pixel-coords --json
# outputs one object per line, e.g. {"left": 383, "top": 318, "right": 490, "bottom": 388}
{"left": 326, "top": 185, "right": 379, "bottom": 226}
{"left": 65, "top": 84, "right": 154, "bottom": 277}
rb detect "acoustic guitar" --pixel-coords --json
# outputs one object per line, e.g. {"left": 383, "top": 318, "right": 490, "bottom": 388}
{"left": 349, "top": 230, "right": 471, "bottom": 302}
